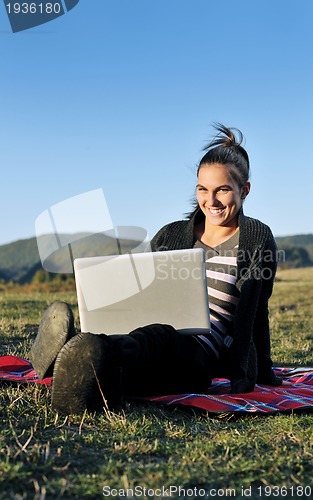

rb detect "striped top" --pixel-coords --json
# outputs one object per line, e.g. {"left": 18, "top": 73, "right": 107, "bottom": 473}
{"left": 194, "top": 231, "right": 240, "bottom": 360}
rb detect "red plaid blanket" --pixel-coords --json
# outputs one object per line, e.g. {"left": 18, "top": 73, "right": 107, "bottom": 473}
{"left": 0, "top": 355, "right": 312, "bottom": 414}
{"left": 0, "top": 356, "right": 53, "bottom": 386}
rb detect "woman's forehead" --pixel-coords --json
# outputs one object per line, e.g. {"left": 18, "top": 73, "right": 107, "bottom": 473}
{"left": 197, "top": 163, "right": 235, "bottom": 183}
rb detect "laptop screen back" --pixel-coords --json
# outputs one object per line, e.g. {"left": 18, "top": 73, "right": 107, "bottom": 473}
{"left": 74, "top": 248, "right": 210, "bottom": 334}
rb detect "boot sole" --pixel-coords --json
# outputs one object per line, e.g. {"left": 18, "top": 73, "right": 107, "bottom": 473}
{"left": 29, "top": 301, "right": 76, "bottom": 379}
{"left": 52, "top": 333, "right": 110, "bottom": 414}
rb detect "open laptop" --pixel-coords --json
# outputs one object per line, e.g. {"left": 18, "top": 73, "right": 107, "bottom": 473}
{"left": 73, "top": 248, "right": 211, "bottom": 335}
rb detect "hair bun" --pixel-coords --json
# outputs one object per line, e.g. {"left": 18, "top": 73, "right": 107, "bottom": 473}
{"left": 205, "top": 122, "right": 244, "bottom": 150}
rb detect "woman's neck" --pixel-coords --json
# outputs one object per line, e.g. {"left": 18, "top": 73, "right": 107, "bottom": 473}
{"left": 195, "top": 220, "right": 239, "bottom": 248}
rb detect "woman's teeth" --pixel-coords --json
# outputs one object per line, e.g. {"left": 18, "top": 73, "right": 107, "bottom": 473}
{"left": 209, "top": 208, "right": 224, "bottom": 214}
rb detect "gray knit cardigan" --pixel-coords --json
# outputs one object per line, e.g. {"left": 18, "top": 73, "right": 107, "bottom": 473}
{"left": 150, "top": 207, "right": 280, "bottom": 393}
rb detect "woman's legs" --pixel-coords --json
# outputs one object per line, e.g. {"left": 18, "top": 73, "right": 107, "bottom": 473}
{"left": 117, "top": 324, "right": 215, "bottom": 397}
{"left": 51, "top": 324, "right": 216, "bottom": 414}
{"left": 29, "top": 302, "right": 217, "bottom": 414}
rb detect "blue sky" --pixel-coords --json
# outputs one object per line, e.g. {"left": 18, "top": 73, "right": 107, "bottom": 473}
{"left": 1, "top": 0, "right": 313, "bottom": 247}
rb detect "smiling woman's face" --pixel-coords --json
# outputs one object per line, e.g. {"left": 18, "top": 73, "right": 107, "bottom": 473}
{"left": 196, "top": 163, "right": 250, "bottom": 229}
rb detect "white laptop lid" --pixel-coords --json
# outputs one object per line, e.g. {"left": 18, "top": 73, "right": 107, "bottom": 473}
{"left": 74, "top": 248, "right": 210, "bottom": 334}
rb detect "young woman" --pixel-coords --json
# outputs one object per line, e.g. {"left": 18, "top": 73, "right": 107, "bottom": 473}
{"left": 29, "top": 124, "right": 282, "bottom": 414}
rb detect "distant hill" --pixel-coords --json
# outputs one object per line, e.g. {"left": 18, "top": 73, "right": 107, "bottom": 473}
{"left": 0, "top": 237, "right": 40, "bottom": 283}
{"left": 0, "top": 232, "right": 312, "bottom": 284}
{"left": 0, "top": 230, "right": 146, "bottom": 284}
{"left": 275, "top": 234, "right": 313, "bottom": 268}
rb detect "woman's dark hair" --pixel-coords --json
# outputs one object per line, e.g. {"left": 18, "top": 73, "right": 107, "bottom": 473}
{"left": 198, "top": 123, "right": 250, "bottom": 187}
{"left": 188, "top": 123, "right": 250, "bottom": 219}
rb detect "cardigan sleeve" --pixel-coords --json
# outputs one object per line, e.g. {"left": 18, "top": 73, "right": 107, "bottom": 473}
{"left": 253, "top": 231, "right": 282, "bottom": 385}
{"left": 229, "top": 277, "right": 262, "bottom": 393}
{"left": 229, "top": 224, "right": 280, "bottom": 393}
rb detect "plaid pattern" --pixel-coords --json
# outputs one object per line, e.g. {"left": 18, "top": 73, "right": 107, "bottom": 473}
{"left": 0, "top": 356, "right": 53, "bottom": 386}
{"left": 146, "top": 368, "right": 313, "bottom": 413}
{"left": 0, "top": 356, "right": 312, "bottom": 414}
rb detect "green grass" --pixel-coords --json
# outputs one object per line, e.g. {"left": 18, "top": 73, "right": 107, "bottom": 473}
{"left": 0, "top": 270, "right": 312, "bottom": 499}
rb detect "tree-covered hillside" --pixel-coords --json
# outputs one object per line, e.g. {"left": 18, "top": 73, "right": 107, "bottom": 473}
{"left": 0, "top": 231, "right": 146, "bottom": 284}
{"left": 276, "top": 234, "right": 313, "bottom": 269}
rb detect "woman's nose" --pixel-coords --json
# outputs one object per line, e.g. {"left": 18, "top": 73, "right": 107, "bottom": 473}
{"left": 205, "top": 192, "right": 218, "bottom": 206}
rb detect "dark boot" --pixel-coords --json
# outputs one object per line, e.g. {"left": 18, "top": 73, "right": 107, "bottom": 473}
{"left": 51, "top": 333, "right": 123, "bottom": 415}
{"left": 29, "top": 301, "right": 76, "bottom": 379}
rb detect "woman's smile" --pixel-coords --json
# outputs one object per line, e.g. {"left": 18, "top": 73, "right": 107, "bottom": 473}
{"left": 208, "top": 207, "right": 225, "bottom": 215}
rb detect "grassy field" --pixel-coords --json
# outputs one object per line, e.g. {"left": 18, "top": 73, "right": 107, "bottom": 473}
{"left": 0, "top": 268, "right": 312, "bottom": 499}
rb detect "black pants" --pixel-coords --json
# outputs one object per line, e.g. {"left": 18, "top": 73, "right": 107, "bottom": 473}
{"left": 107, "top": 324, "right": 218, "bottom": 398}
